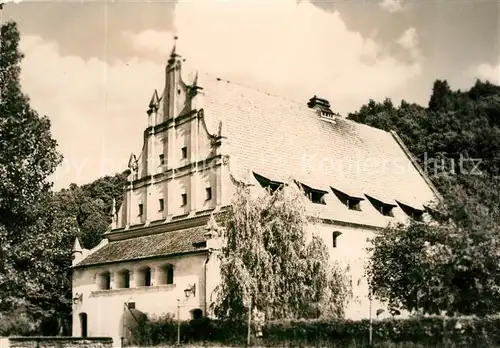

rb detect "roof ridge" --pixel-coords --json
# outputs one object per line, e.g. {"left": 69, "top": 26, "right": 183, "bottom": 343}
{"left": 196, "top": 70, "right": 393, "bottom": 137}
{"left": 199, "top": 71, "right": 317, "bottom": 110}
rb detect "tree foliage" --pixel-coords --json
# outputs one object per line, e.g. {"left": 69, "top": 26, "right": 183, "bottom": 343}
{"left": 367, "top": 183, "right": 500, "bottom": 316}
{"left": 212, "top": 183, "right": 352, "bottom": 323}
{"left": 55, "top": 173, "right": 127, "bottom": 249}
{"left": 0, "top": 20, "right": 129, "bottom": 334}
{"left": 352, "top": 79, "right": 500, "bottom": 316}
{"left": 0, "top": 20, "right": 64, "bottom": 330}
{"left": 32, "top": 172, "right": 127, "bottom": 334}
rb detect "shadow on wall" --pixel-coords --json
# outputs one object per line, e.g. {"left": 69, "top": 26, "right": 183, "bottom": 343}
{"left": 122, "top": 306, "right": 147, "bottom": 346}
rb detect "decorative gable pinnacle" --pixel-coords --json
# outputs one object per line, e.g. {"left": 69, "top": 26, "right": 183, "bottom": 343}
{"left": 205, "top": 214, "right": 223, "bottom": 239}
{"left": 187, "top": 71, "right": 204, "bottom": 97}
{"left": 127, "top": 153, "right": 139, "bottom": 178}
{"left": 168, "top": 36, "right": 181, "bottom": 65}
{"left": 111, "top": 198, "right": 117, "bottom": 224}
{"left": 147, "top": 89, "right": 161, "bottom": 115}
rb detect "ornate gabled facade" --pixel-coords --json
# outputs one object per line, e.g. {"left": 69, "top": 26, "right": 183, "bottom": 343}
{"left": 71, "top": 44, "right": 439, "bottom": 346}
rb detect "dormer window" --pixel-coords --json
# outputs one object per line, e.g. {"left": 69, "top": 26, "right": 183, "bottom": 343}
{"left": 297, "top": 181, "right": 327, "bottom": 205}
{"left": 366, "top": 195, "right": 396, "bottom": 217}
{"left": 424, "top": 205, "right": 448, "bottom": 223}
{"left": 307, "top": 190, "right": 326, "bottom": 205}
{"left": 253, "top": 172, "right": 283, "bottom": 194}
{"left": 331, "top": 187, "right": 364, "bottom": 211}
{"left": 347, "top": 199, "right": 361, "bottom": 211}
{"left": 397, "top": 201, "right": 424, "bottom": 221}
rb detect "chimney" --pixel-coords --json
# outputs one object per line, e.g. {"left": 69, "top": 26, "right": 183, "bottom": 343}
{"left": 307, "top": 96, "right": 337, "bottom": 121}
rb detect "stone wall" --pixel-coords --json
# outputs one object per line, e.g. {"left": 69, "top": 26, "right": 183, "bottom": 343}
{"left": 1, "top": 337, "right": 113, "bottom": 348}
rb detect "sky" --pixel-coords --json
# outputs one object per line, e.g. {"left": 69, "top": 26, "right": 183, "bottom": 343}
{"left": 1, "top": 0, "right": 499, "bottom": 190}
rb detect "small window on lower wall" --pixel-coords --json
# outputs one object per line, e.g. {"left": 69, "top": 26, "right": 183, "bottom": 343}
{"left": 332, "top": 231, "right": 342, "bottom": 248}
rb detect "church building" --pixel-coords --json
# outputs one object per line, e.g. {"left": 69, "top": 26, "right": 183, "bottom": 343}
{"left": 70, "top": 43, "right": 439, "bottom": 346}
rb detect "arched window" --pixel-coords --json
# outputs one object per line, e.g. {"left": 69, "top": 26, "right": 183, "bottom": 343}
{"left": 136, "top": 267, "right": 152, "bottom": 287}
{"left": 165, "top": 264, "right": 174, "bottom": 285}
{"left": 158, "top": 264, "right": 174, "bottom": 285}
{"left": 116, "top": 270, "right": 130, "bottom": 289}
{"left": 98, "top": 271, "right": 111, "bottom": 290}
{"left": 332, "top": 231, "right": 342, "bottom": 248}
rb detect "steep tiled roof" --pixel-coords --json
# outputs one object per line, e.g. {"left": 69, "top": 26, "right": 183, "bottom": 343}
{"left": 197, "top": 73, "right": 438, "bottom": 227}
{"left": 74, "top": 226, "right": 208, "bottom": 268}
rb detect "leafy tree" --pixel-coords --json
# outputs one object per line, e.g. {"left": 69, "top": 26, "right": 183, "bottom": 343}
{"left": 367, "top": 179, "right": 500, "bottom": 316}
{"left": 54, "top": 172, "right": 127, "bottom": 250}
{"left": 0, "top": 21, "right": 127, "bottom": 333}
{"left": 31, "top": 172, "right": 128, "bottom": 333}
{"left": 0, "top": 20, "right": 63, "bottom": 329}
{"left": 348, "top": 79, "right": 500, "bottom": 181}
{"left": 351, "top": 78, "right": 500, "bottom": 317}
{"left": 212, "top": 182, "right": 352, "bottom": 324}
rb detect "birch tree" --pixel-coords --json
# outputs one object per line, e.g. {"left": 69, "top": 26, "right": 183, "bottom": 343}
{"left": 212, "top": 182, "right": 352, "bottom": 323}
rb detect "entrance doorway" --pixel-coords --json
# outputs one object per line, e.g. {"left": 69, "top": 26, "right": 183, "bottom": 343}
{"left": 79, "top": 313, "right": 88, "bottom": 337}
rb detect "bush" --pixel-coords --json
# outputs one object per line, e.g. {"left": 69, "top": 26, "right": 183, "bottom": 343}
{"left": 132, "top": 313, "right": 180, "bottom": 345}
{"left": 0, "top": 310, "right": 38, "bottom": 336}
{"left": 130, "top": 314, "right": 500, "bottom": 347}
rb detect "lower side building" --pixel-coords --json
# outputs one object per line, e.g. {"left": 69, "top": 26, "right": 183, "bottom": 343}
{"left": 71, "top": 211, "right": 390, "bottom": 347}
